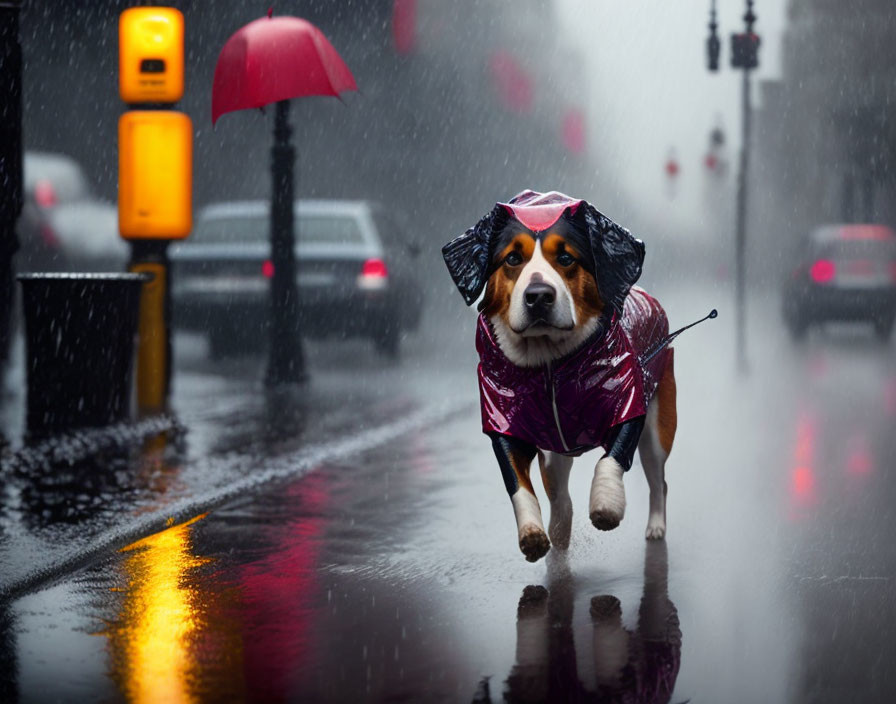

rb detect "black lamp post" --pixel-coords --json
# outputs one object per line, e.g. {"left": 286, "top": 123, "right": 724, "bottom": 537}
{"left": 0, "top": 0, "right": 23, "bottom": 374}
{"left": 265, "top": 99, "right": 306, "bottom": 387}
{"left": 707, "top": 0, "right": 760, "bottom": 374}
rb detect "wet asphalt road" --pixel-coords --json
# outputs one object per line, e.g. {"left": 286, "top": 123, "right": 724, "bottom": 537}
{"left": 2, "top": 281, "right": 896, "bottom": 703}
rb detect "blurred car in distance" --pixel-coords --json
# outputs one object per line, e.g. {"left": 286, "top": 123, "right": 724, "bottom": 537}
{"left": 782, "top": 224, "right": 896, "bottom": 340}
{"left": 170, "top": 200, "right": 423, "bottom": 357}
{"left": 18, "top": 151, "right": 128, "bottom": 273}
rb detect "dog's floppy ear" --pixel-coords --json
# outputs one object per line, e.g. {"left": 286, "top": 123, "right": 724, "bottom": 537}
{"left": 578, "top": 203, "right": 645, "bottom": 314}
{"left": 442, "top": 204, "right": 507, "bottom": 306}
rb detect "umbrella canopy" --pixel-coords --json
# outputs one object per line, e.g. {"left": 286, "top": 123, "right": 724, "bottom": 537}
{"left": 212, "top": 15, "right": 357, "bottom": 125}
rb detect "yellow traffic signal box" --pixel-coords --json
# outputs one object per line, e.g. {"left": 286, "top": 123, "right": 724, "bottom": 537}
{"left": 119, "top": 111, "right": 192, "bottom": 239}
{"left": 119, "top": 7, "right": 184, "bottom": 104}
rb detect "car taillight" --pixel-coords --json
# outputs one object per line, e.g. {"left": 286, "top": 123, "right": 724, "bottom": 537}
{"left": 810, "top": 259, "right": 836, "bottom": 284}
{"left": 358, "top": 258, "right": 388, "bottom": 290}
{"left": 361, "top": 258, "right": 388, "bottom": 278}
{"left": 262, "top": 260, "right": 275, "bottom": 278}
{"left": 34, "top": 179, "right": 57, "bottom": 208}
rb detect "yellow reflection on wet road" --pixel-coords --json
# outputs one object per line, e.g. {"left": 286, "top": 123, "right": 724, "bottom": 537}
{"left": 104, "top": 514, "right": 212, "bottom": 704}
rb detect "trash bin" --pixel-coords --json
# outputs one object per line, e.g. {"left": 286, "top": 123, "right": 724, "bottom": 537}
{"left": 17, "top": 272, "right": 152, "bottom": 436}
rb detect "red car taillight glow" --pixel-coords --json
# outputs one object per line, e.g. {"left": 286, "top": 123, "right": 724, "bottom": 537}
{"left": 361, "top": 258, "right": 388, "bottom": 278}
{"left": 810, "top": 259, "right": 836, "bottom": 284}
{"left": 357, "top": 258, "right": 389, "bottom": 291}
{"left": 262, "top": 260, "right": 275, "bottom": 278}
{"left": 34, "top": 180, "right": 57, "bottom": 208}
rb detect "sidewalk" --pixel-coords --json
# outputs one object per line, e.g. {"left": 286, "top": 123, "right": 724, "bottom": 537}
{"left": 0, "top": 324, "right": 477, "bottom": 602}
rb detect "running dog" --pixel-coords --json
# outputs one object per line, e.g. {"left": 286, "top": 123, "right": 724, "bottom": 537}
{"left": 442, "top": 190, "right": 714, "bottom": 562}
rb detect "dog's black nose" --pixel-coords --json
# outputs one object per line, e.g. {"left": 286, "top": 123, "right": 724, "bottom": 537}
{"left": 524, "top": 282, "right": 556, "bottom": 310}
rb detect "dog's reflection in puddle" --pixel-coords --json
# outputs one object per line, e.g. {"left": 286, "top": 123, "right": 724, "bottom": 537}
{"left": 477, "top": 542, "right": 681, "bottom": 704}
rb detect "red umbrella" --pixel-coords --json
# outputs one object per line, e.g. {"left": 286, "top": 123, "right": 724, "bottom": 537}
{"left": 211, "top": 13, "right": 357, "bottom": 386}
{"left": 212, "top": 14, "right": 357, "bottom": 124}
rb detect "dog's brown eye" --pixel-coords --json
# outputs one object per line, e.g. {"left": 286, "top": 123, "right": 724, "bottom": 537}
{"left": 505, "top": 251, "right": 523, "bottom": 267}
{"left": 556, "top": 252, "right": 575, "bottom": 267}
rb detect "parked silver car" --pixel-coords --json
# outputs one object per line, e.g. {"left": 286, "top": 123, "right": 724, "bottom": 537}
{"left": 18, "top": 151, "right": 127, "bottom": 273}
{"left": 169, "top": 200, "right": 423, "bottom": 357}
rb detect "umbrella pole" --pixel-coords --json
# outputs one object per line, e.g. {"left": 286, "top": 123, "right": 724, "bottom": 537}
{"left": 265, "top": 98, "right": 307, "bottom": 386}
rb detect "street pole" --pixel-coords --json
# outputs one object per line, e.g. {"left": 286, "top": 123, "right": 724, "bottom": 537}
{"left": 265, "top": 99, "right": 306, "bottom": 386}
{"left": 0, "top": 0, "right": 23, "bottom": 375}
{"left": 712, "top": 0, "right": 758, "bottom": 374}
{"left": 118, "top": 8, "right": 191, "bottom": 416}
{"left": 129, "top": 240, "right": 172, "bottom": 414}
{"left": 735, "top": 65, "right": 751, "bottom": 374}
{"left": 734, "top": 0, "right": 757, "bottom": 375}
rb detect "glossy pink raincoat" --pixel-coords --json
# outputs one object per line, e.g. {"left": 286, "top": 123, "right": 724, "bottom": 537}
{"left": 477, "top": 286, "right": 671, "bottom": 456}
{"left": 443, "top": 190, "right": 715, "bottom": 456}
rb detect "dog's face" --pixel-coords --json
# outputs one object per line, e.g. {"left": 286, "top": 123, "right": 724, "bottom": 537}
{"left": 480, "top": 213, "right": 605, "bottom": 365}
{"left": 442, "top": 191, "right": 646, "bottom": 366}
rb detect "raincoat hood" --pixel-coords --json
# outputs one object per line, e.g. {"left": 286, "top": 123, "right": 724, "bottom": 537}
{"left": 442, "top": 189, "right": 646, "bottom": 314}
{"left": 496, "top": 190, "right": 583, "bottom": 232}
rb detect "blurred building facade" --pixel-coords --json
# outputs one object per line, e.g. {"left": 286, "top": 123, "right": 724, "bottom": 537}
{"left": 752, "top": 0, "right": 896, "bottom": 281}
{"left": 19, "top": 0, "right": 592, "bottom": 280}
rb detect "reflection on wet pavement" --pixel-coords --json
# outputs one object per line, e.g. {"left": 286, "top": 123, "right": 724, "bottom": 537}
{"left": 87, "top": 475, "right": 335, "bottom": 703}
{"left": 231, "top": 477, "right": 328, "bottom": 700}
{"left": 477, "top": 543, "right": 680, "bottom": 703}
{"left": 777, "top": 338, "right": 896, "bottom": 703}
{"left": 102, "top": 514, "right": 211, "bottom": 704}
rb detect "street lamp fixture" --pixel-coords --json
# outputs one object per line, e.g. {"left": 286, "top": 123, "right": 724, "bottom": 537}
{"left": 731, "top": 1, "right": 760, "bottom": 69}
{"left": 706, "top": 0, "right": 720, "bottom": 72}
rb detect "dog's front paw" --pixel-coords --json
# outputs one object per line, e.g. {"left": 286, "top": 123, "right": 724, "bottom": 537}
{"left": 589, "top": 456, "right": 626, "bottom": 531}
{"left": 645, "top": 515, "right": 666, "bottom": 540}
{"left": 519, "top": 524, "right": 551, "bottom": 562}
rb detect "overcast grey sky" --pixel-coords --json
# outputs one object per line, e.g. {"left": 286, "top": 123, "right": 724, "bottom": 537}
{"left": 555, "top": 0, "right": 786, "bottom": 237}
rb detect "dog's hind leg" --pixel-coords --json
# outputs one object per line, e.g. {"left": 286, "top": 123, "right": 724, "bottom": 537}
{"left": 639, "top": 353, "right": 677, "bottom": 540}
{"left": 538, "top": 451, "right": 574, "bottom": 549}
{"left": 491, "top": 434, "right": 551, "bottom": 562}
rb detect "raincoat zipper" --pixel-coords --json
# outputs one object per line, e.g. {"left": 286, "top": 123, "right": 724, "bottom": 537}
{"left": 546, "top": 361, "right": 570, "bottom": 452}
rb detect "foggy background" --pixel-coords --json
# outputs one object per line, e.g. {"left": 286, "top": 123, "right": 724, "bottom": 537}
{"left": 16, "top": 0, "right": 896, "bottom": 291}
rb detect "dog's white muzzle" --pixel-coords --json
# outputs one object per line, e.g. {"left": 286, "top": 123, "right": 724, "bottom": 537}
{"left": 508, "top": 241, "right": 575, "bottom": 336}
